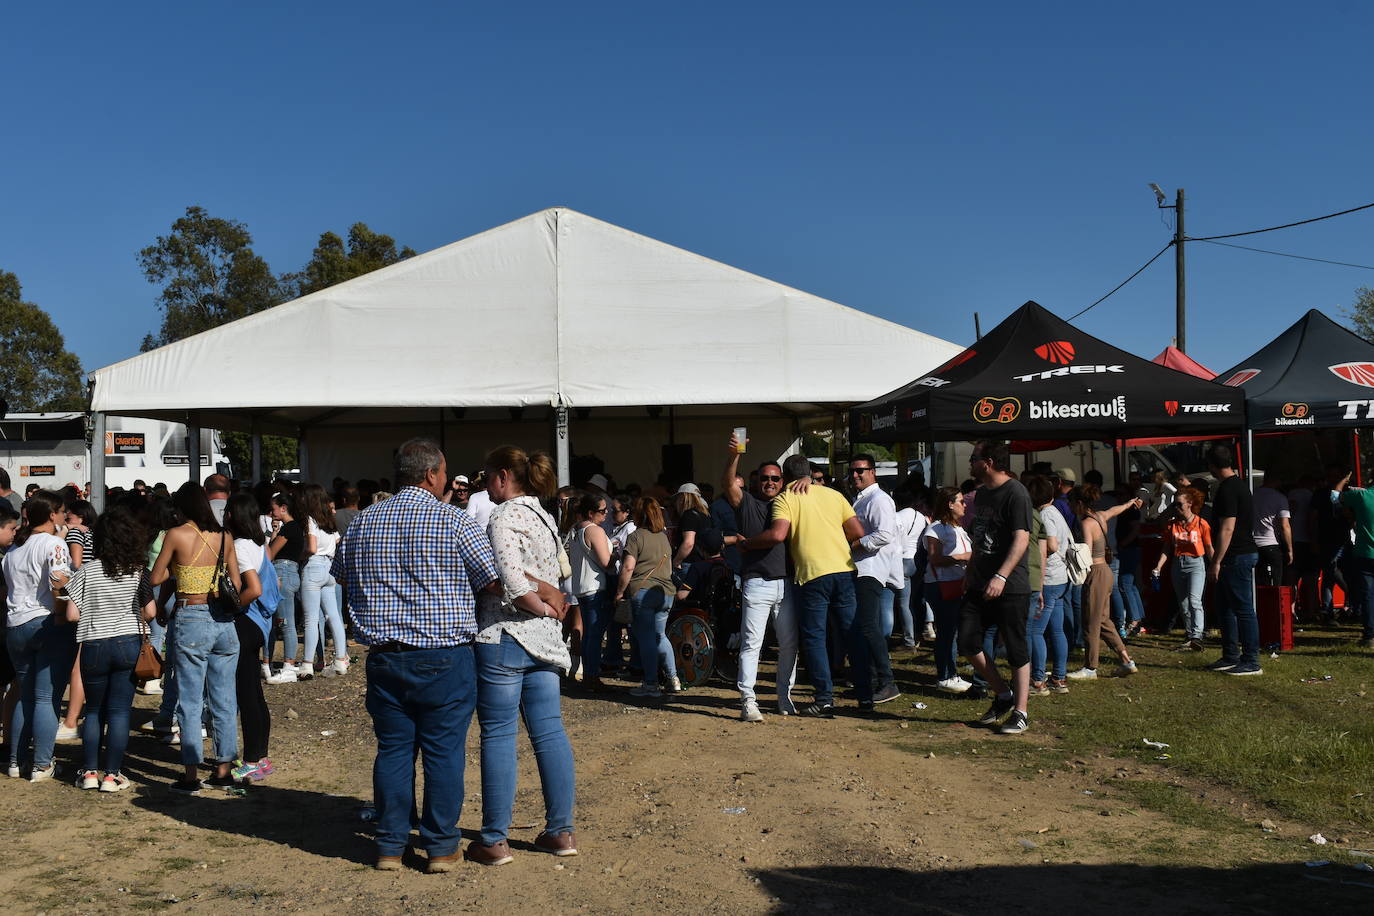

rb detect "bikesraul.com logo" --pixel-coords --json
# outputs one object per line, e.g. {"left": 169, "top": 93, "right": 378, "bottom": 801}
{"left": 1027, "top": 396, "right": 1127, "bottom": 423}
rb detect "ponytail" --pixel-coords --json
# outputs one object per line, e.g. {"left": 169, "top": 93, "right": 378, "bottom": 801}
{"left": 485, "top": 445, "right": 557, "bottom": 501}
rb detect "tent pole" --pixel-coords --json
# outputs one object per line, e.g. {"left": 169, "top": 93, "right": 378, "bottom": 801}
{"left": 90, "top": 412, "right": 106, "bottom": 513}
{"left": 1355, "top": 430, "right": 1363, "bottom": 487}
{"left": 187, "top": 421, "right": 201, "bottom": 484}
{"left": 250, "top": 417, "right": 262, "bottom": 483}
{"left": 1245, "top": 428, "right": 1255, "bottom": 493}
{"left": 555, "top": 405, "right": 570, "bottom": 487}
{"left": 298, "top": 432, "right": 309, "bottom": 482}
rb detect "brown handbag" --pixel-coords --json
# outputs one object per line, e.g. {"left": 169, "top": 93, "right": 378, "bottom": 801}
{"left": 133, "top": 573, "right": 163, "bottom": 682}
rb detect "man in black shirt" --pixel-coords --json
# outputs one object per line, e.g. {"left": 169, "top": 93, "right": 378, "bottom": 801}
{"left": 1204, "top": 444, "right": 1262, "bottom": 676}
{"left": 723, "top": 434, "right": 797, "bottom": 721}
{"left": 959, "top": 440, "right": 1033, "bottom": 735}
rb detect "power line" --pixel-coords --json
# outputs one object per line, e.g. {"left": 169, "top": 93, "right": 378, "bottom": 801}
{"left": 1195, "top": 238, "right": 1374, "bottom": 270}
{"left": 1069, "top": 242, "right": 1173, "bottom": 321}
{"left": 1186, "top": 200, "right": 1374, "bottom": 241}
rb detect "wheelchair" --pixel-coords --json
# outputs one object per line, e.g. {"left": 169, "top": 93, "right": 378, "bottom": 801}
{"left": 665, "top": 559, "right": 742, "bottom": 687}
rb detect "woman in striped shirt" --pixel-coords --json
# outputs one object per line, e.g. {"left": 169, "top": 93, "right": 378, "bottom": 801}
{"left": 62, "top": 505, "right": 156, "bottom": 792}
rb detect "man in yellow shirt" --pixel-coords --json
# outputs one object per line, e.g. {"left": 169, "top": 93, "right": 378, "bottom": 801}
{"left": 743, "top": 455, "right": 865, "bottom": 717}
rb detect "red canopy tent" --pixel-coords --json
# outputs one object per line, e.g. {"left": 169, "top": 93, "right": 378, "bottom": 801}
{"left": 1152, "top": 346, "right": 1215, "bottom": 379}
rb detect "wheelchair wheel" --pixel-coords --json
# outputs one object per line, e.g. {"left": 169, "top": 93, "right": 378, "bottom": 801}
{"left": 666, "top": 612, "right": 715, "bottom": 688}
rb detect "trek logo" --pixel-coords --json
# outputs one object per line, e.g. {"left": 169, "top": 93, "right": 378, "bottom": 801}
{"left": 1222, "top": 368, "right": 1261, "bottom": 387}
{"left": 1014, "top": 364, "right": 1123, "bottom": 383}
{"left": 1028, "top": 396, "right": 1127, "bottom": 423}
{"left": 973, "top": 396, "right": 1021, "bottom": 424}
{"left": 1339, "top": 400, "right": 1374, "bottom": 420}
{"left": 1282, "top": 402, "right": 1309, "bottom": 418}
{"left": 913, "top": 376, "right": 950, "bottom": 388}
{"left": 1330, "top": 362, "right": 1374, "bottom": 388}
{"left": 1034, "top": 340, "right": 1076, "bottom": 365}
{"left": 1164, "top": 402, "right": 1231, "bottom": 415}
{"left": 906, "top": 408, "right": 928, "bottom": 419}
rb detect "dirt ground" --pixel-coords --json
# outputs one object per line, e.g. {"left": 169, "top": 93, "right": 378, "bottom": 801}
{"left": 0, "top": 652, "right": 1369, "bottom": 915}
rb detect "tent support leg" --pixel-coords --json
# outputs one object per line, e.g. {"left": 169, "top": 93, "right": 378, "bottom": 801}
{"left": 187, "top": 422, "right": 201, "bottom": 484}
{"left": 1355, "top": 430, "right": 1363, "bottom": 487}
{"left": 90, "top": 412, "right": 106, "bottom": 513}
{"left": 1245, "top": 428, "right": 1255, "bottom": 492}
{"left": 298, "top": 434, "right": 309, "bottom": 482}
{"left": 555, "top": 406, "right": 570, "bottom": 487}
{"left": 250, "top": 420, "right": 262, "bottom": 483}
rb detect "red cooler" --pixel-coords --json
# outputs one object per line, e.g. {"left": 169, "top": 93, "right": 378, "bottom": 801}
{"left": 1257, "top": 585, "right": 1294, "bottom": 651}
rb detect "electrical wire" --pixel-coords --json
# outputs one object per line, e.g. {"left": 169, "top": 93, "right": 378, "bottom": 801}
{"left": 1186, "top": 200, "right": 1374, "bottom": 241}
{"left": 1194, "top": 238, "right": 1374, "bottom": 270}
{"left": 1068, "top": 242, "right": 1173, "bottom": 321}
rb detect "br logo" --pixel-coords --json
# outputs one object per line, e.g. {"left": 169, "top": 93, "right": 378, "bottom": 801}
{"left": 974, "top": 396, "right": 1020, "bottom": 424}
{"left": 1282, "top": 402, "right": 1309, "bottom": 418}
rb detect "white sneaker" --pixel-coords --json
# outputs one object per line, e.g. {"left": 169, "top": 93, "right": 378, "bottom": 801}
{"left": 7, "top": 763, "right": 21, "bottom": 779}
{"left": 937, "top": 676, "right": 972, "bottom": 694}
{"left": 79, "top": 769, "right": 100, "bottom": 790}
{"left": 740, "top": 699, "right": 764, "bottom": 722}
{"left": 665, "top": 676, "right": 682, "bottom": 694}
{"left": 29, "top": 763, "right": 60, "bottom": 783}
{"left": 1116, "top": 660, "right": 1139, "bottom": 677}
{"left": 100, "top": 773, "right": 132, "bottom": 793}
{"left": 260, "top": 663, "right": 272, "bottom": 681}
{"left": 267, "top": 665, "right": 298, "bottom": 685}
{"left": 1066, "top": 667, "right": 1099, "bottom": 680}
{"left": 922, "top": 623, "right": 938, "bottom": 641}
{"left": 331, "top": 657, "right": 349, "bottom": 677}
{"left": 55, "top": 723, "right": 80, "bottom": 742}
{"left": 137, "top": 678, "right": 163, "bottom": 696}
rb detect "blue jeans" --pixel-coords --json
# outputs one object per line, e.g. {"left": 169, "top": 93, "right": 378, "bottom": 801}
{"left": 1064, "top": 583, "right": 1083, "bottom": 648}
{"left": 1355, "top": 557, "right": 1374, "bottom": 640}
{"left": 302, "top": 556, "right": 346, "bottom": 664}
{"left": 1116, "top": 546, "right": 1145, "bottom": 624}
{"left": 578, "top": 591, "right": 609, "bottom": 678}
{"left": 1108, "top": 557, "right": 1126, "bottom": 629}
{"left": 8, "top": 617, "right": 77, "bottom": 770}
{"left": 365, "top": 644, "right": 475, "bottom": 857}
{"left": 924, "top": 581, "right": 962, "bottom": 680}
{"left": 1173, "top": 555, "right": 1206, "bottom": 640}
{"left": 269, "top": 559, "right": 300, "bottom": 663}
{"left": 475, "top": 633, "right": 575, "bottom": 845}
{"left": 631, "top": 588, "right": 676, "bottom": 685}
{"left": 853, "top": 575, "right": 893, "bottom": 702}
{"left": 887, "top": 558, "right": 919, "bottom": 647}
{"left": 1216, "top": 553, "right": 1259, "bottom": 664}
{"left": 172, "top": 605, "right": 240, "bottom": 766}
{"left": 79, "top": 634, "right": 141, "bottom": 774}
{"left": 156, "top": 613, "right": 179, "bottom": 724}
{"left": 796, "top": 572, "right": 856, "bottom": 706}
{"left": 1029, "top": 583, "right": 1069, "bottom": 682}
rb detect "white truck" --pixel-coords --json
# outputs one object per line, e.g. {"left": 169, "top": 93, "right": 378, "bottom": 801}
{"left": 0, "top": 413, "right": 231, "bottom": 493}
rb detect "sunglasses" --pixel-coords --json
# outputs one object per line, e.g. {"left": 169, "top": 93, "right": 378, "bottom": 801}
{"left": 849, "top": 467, "right": 873, "bottom": 475}
{"left": 593, "top": 508, "right": 608, "bottom": 515}
{"left": 760, "top": 475, "right": 783, "bottom": 482}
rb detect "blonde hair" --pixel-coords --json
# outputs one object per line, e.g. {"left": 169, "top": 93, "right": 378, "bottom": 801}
{"left": 673, "top": 491, "right": 708, "bottom": 519}
{"left": 485, "top": 445, "right": 557, "bottom": 501}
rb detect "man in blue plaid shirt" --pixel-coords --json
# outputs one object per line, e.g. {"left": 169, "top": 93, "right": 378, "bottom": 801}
{"left": 332, "top": 438, "right": 563, "bottom": 873}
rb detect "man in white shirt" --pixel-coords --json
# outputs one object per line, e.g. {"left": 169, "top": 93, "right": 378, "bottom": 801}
{"left": 1252, "top": 472, "right": 1292, "bottom": 587}
{"left": 848, "top": 454, "right": 903, "bottom": 708}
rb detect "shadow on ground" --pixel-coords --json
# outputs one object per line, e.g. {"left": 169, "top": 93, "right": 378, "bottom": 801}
{"left": 753, "top": 863, "right": 1374, "bottom": 913}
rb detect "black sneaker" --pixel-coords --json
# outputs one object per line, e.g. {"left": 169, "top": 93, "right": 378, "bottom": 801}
{"left": 976, "top": 695, "right": 1015, "bottom": 727}
{"left": 998, "top": 710, "right": 1030, "bottom": 735}
{"left": 202, "top": 773, "right": 244, "bottom": 789}
{"left": 872, "top": 683, "right": 902, "bottom": 705}
{"left": 1226, "top": 661, "right": 1264, "bottom": 676}
{"left": 799, "top": 702, "right": 835, "bottom": 719}
{"left": 170, "top": 778, "right": 202, "bottom": 795}
{"left": 1204, "top": 657, "right": 1239, "bottom": 672}
{"left": 858, "top": 701, "right": 875, "bottom": 712}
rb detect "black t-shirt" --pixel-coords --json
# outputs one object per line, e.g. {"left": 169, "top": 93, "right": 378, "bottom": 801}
{"left": 273, "top": 520, "right": 306, "bottom": 565}
{"left": 1213, "top": 475, "right": 1257, "bottom": 559}
{"left": 734, "top": 491, "right": 786, "bottom": 581}
{"left": 966, "top": 478, "right": 1033, "bottom": 593}
{"left": 678, "top": 507, "right": 714, "bottom": 562}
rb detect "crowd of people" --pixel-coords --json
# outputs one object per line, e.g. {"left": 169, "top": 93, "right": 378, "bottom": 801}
{"left": 2, "top": 430, "right": 1371, "bottom": 871}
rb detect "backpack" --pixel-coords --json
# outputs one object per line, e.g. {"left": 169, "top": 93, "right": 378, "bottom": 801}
{"left": 1064, "top": 526, "right": 1093, "bottom": 586}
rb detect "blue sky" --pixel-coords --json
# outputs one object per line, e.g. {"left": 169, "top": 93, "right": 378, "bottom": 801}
{"left": 3, "top": 1, "right": 1372, "bottom": 379}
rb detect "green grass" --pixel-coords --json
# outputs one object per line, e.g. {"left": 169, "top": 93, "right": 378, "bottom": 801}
{"left": 888, "top": 628, "right": 1374, "bottom": 837}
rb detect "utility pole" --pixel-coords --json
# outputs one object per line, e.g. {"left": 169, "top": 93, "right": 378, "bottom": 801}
{"left": 1174, "top": 188, "right": 1186, "bottom": 353}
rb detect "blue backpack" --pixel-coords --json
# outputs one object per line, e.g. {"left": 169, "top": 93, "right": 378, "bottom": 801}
{"left": 244, "top": 550, "right": 280, "bottom": 640}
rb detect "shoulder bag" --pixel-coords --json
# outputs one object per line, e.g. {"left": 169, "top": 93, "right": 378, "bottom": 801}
{"left": 614, "top": 545, "right": 668, "bottom": 625}
{"left": 513, "top": 501, "right": 573, "bottom": 581}
{"left": 133, "top": 572, "right": 163, "bottom": 682}
{"left": 211, "top": 531, "right": 242, "bottom": 616}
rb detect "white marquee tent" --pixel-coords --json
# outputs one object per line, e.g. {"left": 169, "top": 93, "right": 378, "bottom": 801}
{"left": 88, "top": 208, "right": 960, "bottom": 493}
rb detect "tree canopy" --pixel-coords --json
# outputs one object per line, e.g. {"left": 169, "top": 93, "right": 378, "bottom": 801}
{"left": 1343, "top": 286, "right": 1374, "bottom": 342}
{"left": 0, "top": 271, "right": 86, "bottom": 412}
{"left": 287, "top": 223, "right": 416, "bottom": 298}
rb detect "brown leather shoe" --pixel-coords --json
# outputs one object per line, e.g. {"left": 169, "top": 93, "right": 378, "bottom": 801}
{"left": 463, "top": 840, "right": 513, "bottom": 866}
{"left": 376, "top": 855, "right": 403, "bottom": 871}
{"left": 534, "top": 831, "right": 578, "bottom": 856}
{"left": 426, "top": 852, "right": 461, "bottom": 874}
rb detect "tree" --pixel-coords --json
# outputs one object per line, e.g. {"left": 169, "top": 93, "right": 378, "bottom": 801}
{"left": 286, "top": 223, "right": 416, "bottom": 298}
{"left": 138, "top": 206, "right": 283, "bottom": 349}
{"left": 1343, "top": 286, "right": 1374, "bottom": 342}
{"left": 0, "top": 271, "right": 85, "bottom": 411}
{"left": 219, "top": 431, "right": 300, "bottom": 479}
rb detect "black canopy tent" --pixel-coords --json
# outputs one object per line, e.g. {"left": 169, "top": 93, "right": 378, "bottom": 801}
{"left": 850, "top": 301, "right": 1245, "bottom": 445}
{"left": 1212, "top": 308, "right": 1374, "bottom": 483}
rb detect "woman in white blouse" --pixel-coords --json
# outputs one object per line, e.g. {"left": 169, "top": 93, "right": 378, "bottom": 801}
{"left": 466, "top": 446, "right": 578, "bottom": 867}
{"left": 297, "top": 484, "right": 347, "bottom": 678}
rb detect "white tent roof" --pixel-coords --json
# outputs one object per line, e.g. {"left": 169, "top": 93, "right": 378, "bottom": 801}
{"left": 89, "top": 208, "right": 960, "bottom": 435}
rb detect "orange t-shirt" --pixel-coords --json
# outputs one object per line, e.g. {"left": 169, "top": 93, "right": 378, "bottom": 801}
{"left": 1167, "top": 516, "right": 1211, "bottom": 557}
